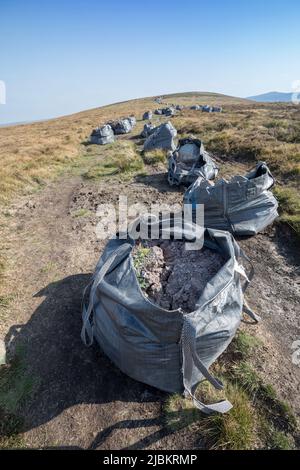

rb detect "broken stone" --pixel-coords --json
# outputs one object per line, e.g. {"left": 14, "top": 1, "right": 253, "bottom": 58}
{"left": 132, "top": 240, "right": 224, "bottom": 313}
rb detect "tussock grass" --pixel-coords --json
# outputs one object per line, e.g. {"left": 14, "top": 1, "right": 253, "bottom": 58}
{"left": 165, "top": 380, "right": 256, "bottom": 450}
{"left": 231, "top": 330, "right": 263, "bottom": 360}
{"left": 0, "top": 410, "right": 24, "bottom": 449}
{"left": 200, "top": 382, "right": 256, "bottom": 450}
{"left": 164, "top": 331, "right": 298, "bottom": 450}
{"left": 0, "top": 94, "right": 299, "bottom": 235}
{"left": 0, "top": 346, "right": 38, "bottom": 448}
{"left": 267, "top": 428, "right": 295, "bottom": 450}
{"left": 274, "top": 186, "right": 300, "bottom": 234}
{"left": 0, "top": 347, "right": 36, "bottom": 415}
{"left": 142, "top": 149, "right": 167, "bottom": 166}
{"left": 83, "top": 141, "right": 144, "bottom": 180}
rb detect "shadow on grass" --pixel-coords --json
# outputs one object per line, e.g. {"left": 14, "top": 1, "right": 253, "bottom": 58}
{"left": 3, "top": 274, "right": 170, "bottom": 448}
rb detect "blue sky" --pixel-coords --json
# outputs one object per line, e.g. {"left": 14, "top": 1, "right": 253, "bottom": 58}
{"left": 1, "top": 0, "right": 300, "bottom": 124}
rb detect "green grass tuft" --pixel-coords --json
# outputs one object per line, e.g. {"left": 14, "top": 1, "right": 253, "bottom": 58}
{"left": 71, "top": 208, "right": 91, "bottom": 218}
{"left": 83, "top": 141, "right": 144, "bottom": 180}
{"left": 0, "top": 347, "right": 36, "bottom": 415}
{"left": 0, "top": 347, "right": 38, "bottom": 448}
{"left": 143, "top": 149, "right": 167, "bottom": 166}
{"left": 133, "top": 245, "right": 151, "bottom": 289}
{"left": 274, "top": 186, "right": 300, "bottom": 235}
{"left": 231, "top": 331, "right": 263, "bottom": 360}
{"left": 268, "top": 429, "right": 295, "bottom": 450}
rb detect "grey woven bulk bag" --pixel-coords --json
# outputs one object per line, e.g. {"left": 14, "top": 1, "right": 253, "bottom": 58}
{"left": 144, "top": 121, "right": 177, "bottom": 152}
{"left": 162, "top": 106, "right": 175, "bottom": 116}
{"left": 81, "top": 217, "right": 258, "bottom": 414}
{"left": 143, "top": 111, "right": 153, "bottom": 120}
{"left": 212, "top": 106, "right": 222, "bottom": 113}
{"left": 202, "top": 105, "right": 212, "bottom": 113}
{"left": 141, "top": 123, "right": 155, "bottom": 138}
{"left": 168, "top": 138, "right": 218, "bottom": 186}
{"left": 184, "top": 162, "right": 279, "bottom": 236}
{"left": 109, "top": 118, "right": 132, "bottom": 134}
{"left": 176, "top": 104, "right": 184, "bottom": 111}
{"left": 154, "top": 108, "right": 163, "bottom": 115}
{"left": 127, "top": 116, "right": 136, "bottom": 127}
{"left": 90, "top": 125, "right": 115, "bottom": 145}
{"left": 190, "top": 105, "right": 201, "bottom": 110}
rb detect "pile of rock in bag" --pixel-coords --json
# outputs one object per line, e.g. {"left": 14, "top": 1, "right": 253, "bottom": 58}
{"left": 190, "top": 104, "right": 222, "bottom": 112}
{"left": 142, "top": 121, "right": 178, "bottom": 151}
{"left": 168, "top": 137, "right": 218, "bottom": 185}
{"left": 154, "top": 106, "right": 176, "bottom": 116}
{"left": 89, "top": 116, "right": 136, "bottom": 145}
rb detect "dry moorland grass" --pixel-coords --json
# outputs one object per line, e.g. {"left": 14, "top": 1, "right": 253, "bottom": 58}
{"left": 0, "top": 92, "right": 299, "bottom": 450}
{"left": 0, "top": 92, "right": 299, "bottom": 231}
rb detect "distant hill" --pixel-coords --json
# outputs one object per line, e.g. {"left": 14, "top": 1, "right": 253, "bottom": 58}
{"left": 247, "top": 91, "right": 294, "bottom": 102}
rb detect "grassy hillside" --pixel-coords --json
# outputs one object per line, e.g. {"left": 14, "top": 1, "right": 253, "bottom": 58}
{"left": 0, "top": 92, "right": 299, "bottom": 450}
{"left": 0, "top": 91, "right": 299, "bottom": 233}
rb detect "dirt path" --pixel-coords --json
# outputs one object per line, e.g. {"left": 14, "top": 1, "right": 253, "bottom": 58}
{"left": 1, "top": 170, "right": 299, "bottom": 449}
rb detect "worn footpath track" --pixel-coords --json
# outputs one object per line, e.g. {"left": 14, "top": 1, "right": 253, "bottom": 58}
{"left": 1, "top": 166, "right": 299, "bottom": 449}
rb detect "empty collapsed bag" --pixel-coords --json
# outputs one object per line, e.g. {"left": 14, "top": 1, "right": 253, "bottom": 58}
{"left": 168, "top": 137, "right": 218, "bottom": 186}
{"left": 81, "top": 216, "right": 259, "bottom": 414}
{"left": 184, "top": 161, "right": 279, "bottom": 236}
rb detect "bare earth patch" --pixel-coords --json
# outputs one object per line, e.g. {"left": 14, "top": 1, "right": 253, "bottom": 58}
{"left": 0, "top": 93, "right": 299, "bottom": 449}
{"left": 0, "top": 168, "right": 299, "bottom": 449}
